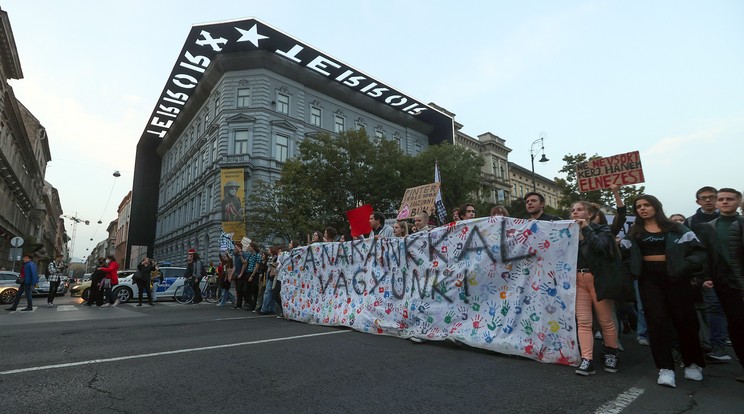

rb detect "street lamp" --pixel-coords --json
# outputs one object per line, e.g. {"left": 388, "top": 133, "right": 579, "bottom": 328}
{"left": 530, "top": 135, "right": 549, "bottom": 192}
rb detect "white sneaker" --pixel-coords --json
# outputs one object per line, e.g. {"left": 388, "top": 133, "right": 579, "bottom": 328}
{"left": 684, "top": 363, "right": 703, "bottom": 381}
{"left": 112, "top": 300, "right": 120, "bottom": 307}
{"left": 101, "top": 303, "right": 110, "bottom": 308}
{"left": 637, "top": 337, "right": 650, "bottom": 346}
{"left": 657, "top": 369, "right": 676, "bottom": 387}
{"left": 47, "top": 303, "right": 53, "bottom": 308}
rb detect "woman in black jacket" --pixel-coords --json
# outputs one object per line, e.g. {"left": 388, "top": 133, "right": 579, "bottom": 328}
{"left": 572, "top": 201, "right": 630, "bottom": 376}
{"left": 620, "top": 194, "right": 706, "bottom": 388}
{"left": 136, "top": 257, "right": 155, "bottom": 306}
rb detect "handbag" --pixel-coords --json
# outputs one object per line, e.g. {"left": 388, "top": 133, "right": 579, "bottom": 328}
{"left": 16, "top": 276, "right": 24, "bottom": 285}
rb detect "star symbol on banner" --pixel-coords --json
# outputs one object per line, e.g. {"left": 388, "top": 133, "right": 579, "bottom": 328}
{"left": 236, "top": 24, "right": 269, "bottom": 47}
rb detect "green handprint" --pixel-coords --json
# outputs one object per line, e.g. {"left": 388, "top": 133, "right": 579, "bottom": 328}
{"left": 529, "top": 312, "right": 540, "bottom": 322}
{"left": 521, "top": 319, "right": 533, "bottom": 336}
{"left": 427, "top": 315, "right": 434, "bottom": 324}
{"left": 500, "top": 300, "right": 510, "bottom": 317}
{"left": 487, "top": 316, "right": 502, "bottom": 331}
{"left": 444, "top": 310, "right": 456, "bottom": 324}
{"left": 472, "top": 302, "right": 481, "bottom": 312}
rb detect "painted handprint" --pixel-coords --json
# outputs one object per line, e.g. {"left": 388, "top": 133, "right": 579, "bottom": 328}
{"left": 520, "top": 319, "right": 534, "bottom": 336}
{"left": 471, "top": 314, "right": 484, "bottom": 329}
{"left": 502, "top": 317, "right": 515, "bottom": 334}
{"left": 540, "top": 283, "right": 558, "bottom": 297}
{"left": 548, "top": 320, "right": 560, "bottom": 333}
{"left": 487, "top": 316, "right": 502, "bottom": 331}
{"left": 444, "top": 310, "right": 456, "bottom": 324}
{"left": 486, "top": 300, "right": 498, "bottom": 317}
{"left": 500, "top": 300, "right": 510, "bottom": 317}
{"left": 457, "top": 226, "right": 469, "bottom": 240}
{"left": 483, "top": 331, "right": 494, "bottom": 344}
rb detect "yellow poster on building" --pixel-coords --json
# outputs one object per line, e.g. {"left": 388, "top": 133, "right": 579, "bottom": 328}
{"left": 221, "top": 168, "right": 245, "bottom": 240}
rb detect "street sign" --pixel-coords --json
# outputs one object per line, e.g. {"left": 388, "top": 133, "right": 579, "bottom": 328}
{"left": 8, "top": 247, "right": 22, "bottom": 261}
{"left": 10, "top": 236, "right": 24, "bottom": 247}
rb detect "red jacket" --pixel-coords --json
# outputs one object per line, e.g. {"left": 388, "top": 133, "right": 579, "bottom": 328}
{"left": 100, "top": 261, "right": 120, "bottom": 285}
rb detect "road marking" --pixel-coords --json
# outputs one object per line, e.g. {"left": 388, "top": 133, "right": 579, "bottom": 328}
{"left": 594, "top": 387, "right": 645, "bottom": 414}
{"left": 213, "top": 314, "right": 275, "bottom": 321}
{"left": 56, "top": 305, "right": 78, "bottom": 312}
{"left": 0, "top": 330, "right": 350, "bottom": 375}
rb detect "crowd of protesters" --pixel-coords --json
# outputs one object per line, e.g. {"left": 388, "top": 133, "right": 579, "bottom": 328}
{"left": 5, "top": 185, "right": 742, "bottom": 387}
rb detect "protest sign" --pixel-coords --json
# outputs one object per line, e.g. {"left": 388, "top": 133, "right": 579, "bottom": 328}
{"left": 279, "top": 216, "right": 581, "bottom": 366}
{"left": 346, "top": 204, "right": 373, "bottom": 238}
{"left": 397, "top": 182, "right": 441, "bottom": 220}
{"left": 575, "top": 151, "right": 644, "bottom": 192}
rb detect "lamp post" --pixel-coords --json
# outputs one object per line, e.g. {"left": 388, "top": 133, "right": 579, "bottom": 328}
{"left": 530, "top": 135, "right": 549, "bottom": 192}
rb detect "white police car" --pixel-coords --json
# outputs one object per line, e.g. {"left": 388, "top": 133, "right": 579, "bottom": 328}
{"left": 114, "top": 267, "right": 195, "bottom": 302}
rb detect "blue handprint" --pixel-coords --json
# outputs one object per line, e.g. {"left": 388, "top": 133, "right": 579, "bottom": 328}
{"left": 486, "top": 300, "right": 498, "bottom": 317}
{"left": 483, "top": 331, "right": 494, "bottom": 344}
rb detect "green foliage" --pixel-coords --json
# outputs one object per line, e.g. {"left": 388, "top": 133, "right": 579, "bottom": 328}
{"left": 401, "top": 143, "right": 485, "bottom": 213}
{"left": 246, "top": 132, "right": 485, "bottom": 239}
{"left": 556, "top": 153, "right": 645, "bottom": 213}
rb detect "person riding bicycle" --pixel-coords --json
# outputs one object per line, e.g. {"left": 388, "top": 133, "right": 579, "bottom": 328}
{"left": 185, "top": 249, "right": 205, "bottom": 304}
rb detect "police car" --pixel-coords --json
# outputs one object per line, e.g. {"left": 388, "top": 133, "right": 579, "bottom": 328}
{"left": 114, "top": 267, "right": 199, "bottom": 302}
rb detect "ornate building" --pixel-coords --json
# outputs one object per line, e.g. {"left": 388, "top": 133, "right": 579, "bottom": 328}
{"left": 128, "top": 18, "right": 455, "bottom": 266}
{"left": 0, "top": 8, "right": 65, "bottom": 269}
{"left": 507, "top": 162, "right": 561, "bottom": 208}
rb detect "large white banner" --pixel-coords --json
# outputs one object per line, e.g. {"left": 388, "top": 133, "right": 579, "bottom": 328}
{"left": 279, "top": 216, "right": 580, "bottom": 366}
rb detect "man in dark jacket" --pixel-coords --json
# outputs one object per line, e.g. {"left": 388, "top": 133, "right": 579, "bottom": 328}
{"left": 524, "top": 192, "right": 561, "bottom": 221}
{"left": 6, "top": 254, "right": 38, "bottom": 311}
{"left": 686, "top": 186, "right": 730, "bottom": 362}
{"left": 696, "top": 188, "right": 744, "bottom": 383}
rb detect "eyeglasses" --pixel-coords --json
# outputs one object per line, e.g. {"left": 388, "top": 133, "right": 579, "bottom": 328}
{"left": 698, "top": 195, "right": 716, "bottom": 202}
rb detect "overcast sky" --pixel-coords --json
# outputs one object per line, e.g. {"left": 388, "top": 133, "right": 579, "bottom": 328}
{"left": 4, "top": 0, "right": 743, "bottom": 261}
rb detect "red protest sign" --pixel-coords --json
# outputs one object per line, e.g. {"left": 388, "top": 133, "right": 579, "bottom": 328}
{"left": 346, "top": 204, "right": 373, "bottom": 238}
{"left": 576, "top": 151, "right": 645, "bottom": 192}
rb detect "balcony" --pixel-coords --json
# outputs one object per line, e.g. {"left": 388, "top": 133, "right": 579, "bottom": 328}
{"left": 218, "top": 154, "right": 253, "bottom": 168}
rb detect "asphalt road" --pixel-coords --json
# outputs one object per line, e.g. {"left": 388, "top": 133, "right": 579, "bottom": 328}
{"left": 1, "top": 295, "right": 742, "bottom": 414}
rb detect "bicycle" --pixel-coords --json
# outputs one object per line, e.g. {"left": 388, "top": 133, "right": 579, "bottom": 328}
{"left": 174, "top": 277, "right": 221, "bottom": 304}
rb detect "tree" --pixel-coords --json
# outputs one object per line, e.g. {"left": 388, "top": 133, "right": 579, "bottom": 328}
{"left": 556, "top": 153, "right": 645, "bottom": 215}
{"left": 248, "top": 129, "right": 407, "bottom": 241}
{"left": 400, "top": 143, "right": 485, "bottom": 217}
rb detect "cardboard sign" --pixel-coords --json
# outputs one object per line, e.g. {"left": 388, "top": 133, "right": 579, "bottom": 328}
{"left": 346, "top": 204, "right": 373, "bottom": 238}
{"left": 397, "top": 182, "right": 441, "bottom": 220}
{"left": 576, "top": 151, "right": 644, "bottom": 192}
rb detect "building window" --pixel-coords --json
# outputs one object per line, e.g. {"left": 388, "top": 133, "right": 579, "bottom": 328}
{"left": 375, "top": 130, "right": 385, "bottom": 140}
{"left": 233, "top": 130, "right": 250, "bottom": 154}
{"left": 211, "top": 138, "right": 218, "bottom": 162}
{"left": 275, "top": 134, "right": 289, "bottom": 163}
{"left": 277, "top": 93, "right": 289, "bottom": 115}
{"left": 237, "top": 88, "right": 250, "bottom": 107}
{"left": 213, "top": 96, "right": 219, "bottom": 117}
{"left": 310, "top": 107, "right": 321, "bottom": 127}
{"left": 415, "top": 143, "right": 422, "bottom": 155}
{"left": 333, "top": 115, "right": 345, "bottom": 133}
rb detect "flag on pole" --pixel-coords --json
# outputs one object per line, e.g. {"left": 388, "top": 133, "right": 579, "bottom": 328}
{"left": 434, "top": 161, "right": 447, "bottom": 224}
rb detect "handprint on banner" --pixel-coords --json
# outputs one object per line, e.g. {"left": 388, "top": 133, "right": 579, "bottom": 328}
{"left": 449, "top": 321, "right": 463, "bottom": 334}
{"left": 457, "top": 226, "right": 469, "bottom": 240}
{"left": 498, "top": 285, "right": 509, "bottom": 300}
{"left": 420, "top": 320, "right": 431, "bottom": 334}
{"left": 555, "top": 260, "right": 573, "bottom": 273}
{"left": 486, "top": 300, "right": 498, "bottom": 317}
{"left": 558, "top": 315, "right": 574, "bottom": 332}
{"left": 538, "top": 239, "right": 551, "bottom": 251}
{"left": 500, "top": 300, "right": 510, "bottom": 317}
{"left": 487, "top": 316, "right": 502, "bottom": 331}
{"left": 417, "top": 302, "right": 430, "bottom": 313}
{"left": 521, "top": 319, "right": 534, "bottom": 336}
{"left": 537, "top": 325, "right": 548, "bottom": 341}
{"left": 522, "top": 291, "right": 536, "bottom": 306}
{"left": 511, "top": 297, "right": 523, "bottom": 315}
{"left": 540, "top": 282, "right": 558, "bottom": 297}
{"left": 548, "top": 320, "right": 560, "bottom": 333}
{"left": 457, "top": 304, "right": 469, "bottom": 320}
{"left": 483, "top": 331, "right": 494, "bottom": 344}
{"left": 444, "top": 310, "right": 456, "bottom": 324}
{"left": 516, "top": 228, "right": 533, "bottom": 244}
{"left": 502, "top": 318, "right": 515, "bottom": 334}
{"left": 471, "top": 314, "right": 483, "bottom": 329}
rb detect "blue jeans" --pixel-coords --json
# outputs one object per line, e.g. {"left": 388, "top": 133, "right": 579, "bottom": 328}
{"left": 10, "top": 284, "right": 33, "bottom": 309}
{"left": 219, "top": 287, "right": 234, "bottom": 306}
{"left": 634, "top": 280, "right": 647, "bottom": 339}
{"left": 260, "top": 278, "right": 275, "bottom": 313}
{"left": 702, "top": 286, "right": 728, "bottom": 350}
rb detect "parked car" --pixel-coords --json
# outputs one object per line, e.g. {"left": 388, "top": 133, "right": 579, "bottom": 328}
{"left": 115, "top": 267, "right": 189, "bottom": 302}
{"left": 34, "top": 276, "right": 68, "bottom": 296}
{"left": 0, "top": 286, "right": 18, "bottom": 304}
{"left": 0, "top": 270, "right": 20, "bottom": 287}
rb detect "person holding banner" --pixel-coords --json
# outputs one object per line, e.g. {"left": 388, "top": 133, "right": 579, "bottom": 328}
{"left": 620, "top": 195, "right": 707, "bottom": 388}
{"left": 524, "top": 192, "right": 561, "bottom": 221}
{"left": 572, "top": 201, "right": 627, "bottom": 376}
{"left": 367, "top": 212, "right": 393, "bottom": 239}
{"left": 393, "top": 221, "right": 409, "bottom": 237}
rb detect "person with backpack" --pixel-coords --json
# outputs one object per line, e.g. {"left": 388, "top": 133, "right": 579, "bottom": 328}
{"left": 185, "top": 249, "right": 205, "bottom": 304}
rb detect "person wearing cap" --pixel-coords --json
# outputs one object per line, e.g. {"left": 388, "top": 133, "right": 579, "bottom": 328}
{"left": 222, "top": 180, "right": 243, "bottom": 222}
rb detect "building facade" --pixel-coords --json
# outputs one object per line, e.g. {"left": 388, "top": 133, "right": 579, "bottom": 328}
{"left": 453, "top": 126, "right": 513, "bottom": 205}
{"left": 508, "top": 162, "right": 561, "bottom": 208}
{"left": 128, "top": 19, "right": 455, "bottom": 266}
{"left": 0, "top": 8, "right": 65, "bottom": 269}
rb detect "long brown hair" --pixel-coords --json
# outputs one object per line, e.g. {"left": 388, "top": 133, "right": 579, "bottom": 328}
{"left": 627, "top": 194, "right": 680, "bottom": 239}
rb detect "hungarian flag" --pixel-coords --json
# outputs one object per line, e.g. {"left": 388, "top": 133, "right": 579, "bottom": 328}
{"left": 434, "top": 161, "right": 447, "bottom": 224}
